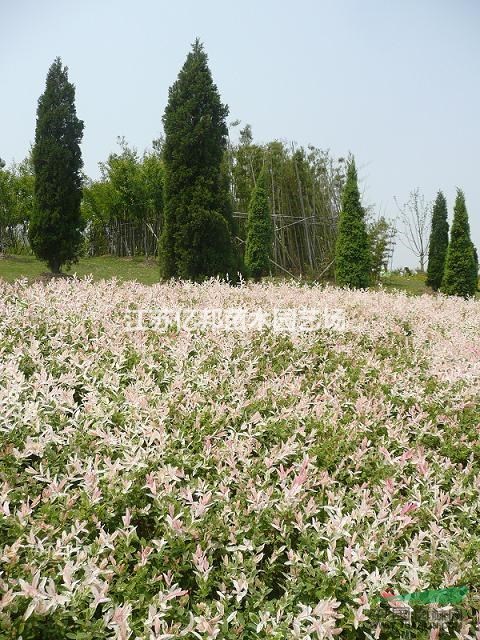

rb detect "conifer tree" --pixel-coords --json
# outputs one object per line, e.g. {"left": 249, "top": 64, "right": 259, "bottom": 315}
{"left": 426, "top": 191, "right": 449, "bottom": 291}
{"left": 159, "top": 39, "right": 237, "bottom": 281}
{"left": 472, "top": 245, "right": 479, "bottom": 291}
{"left": 335, "top": 158, "right": 371, "bottom": 288}
{"left": 245, "top": 169, "right": 272, "bottom": 280}
{"left": 29, "top": 58, "right": 84, "bottom": 273}
{"left": 442, "top": 189, "right": 477, "bottom": 297}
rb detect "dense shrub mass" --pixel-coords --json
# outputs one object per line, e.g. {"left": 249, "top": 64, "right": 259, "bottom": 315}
{"left": 1, "top": 280, "right": 480, "bottom": 639}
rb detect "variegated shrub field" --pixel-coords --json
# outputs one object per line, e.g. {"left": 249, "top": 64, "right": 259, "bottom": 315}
{"left": 1, "top": 278, "right": 480, "bottom": 639}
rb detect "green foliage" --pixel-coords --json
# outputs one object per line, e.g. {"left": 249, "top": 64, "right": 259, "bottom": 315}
{"left": 426, "top": 190, "right": 449, "bottom": 291}
{"left": 29, "top": 58, "right": 84, "bottom": 273}
{"left": 0, "top": 167, "right": 15, "bottom": 247}
{"left": 159, "top": 39, "right": 238, "bottom": 281}
{"left": 245, "top": 169, "right": 273, "bottom": 280}
{"left": 442, "top": 189, "right": 477, "bottom": 297}
{"left": 0, "top": 157, "right": 35, "bottom": 253}
{"left": 367, "top": 215, "right": 395, "bottom": 281}
{"left": 12, "top": 158, "right": 35, "bottom": 229}
{"left": 141, "top": 150, "right": 164, "bottom": 223}
{"left": 82, "top": 139, "right": 164, "bottom": 257}
{"left": 229, "top": 125, "right": 264, "bottom": 215}
{"left": 100, "top": 140, "right": 147, "bottom": 223}
{"left": 335, "top": 157, "right": 371, "bottom": 288}
{"left": 180, "top": 204, "right": 236, "bottom": 279}
{"left": 81, "top": 180, "right": 115, "bottom": 255}
{"left": 472, "top": 244, "right": 479, "bottom": 291}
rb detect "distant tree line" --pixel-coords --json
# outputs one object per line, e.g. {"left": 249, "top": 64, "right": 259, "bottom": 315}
{"left": 1, "top": 41, "right": 476, "bottom": 294}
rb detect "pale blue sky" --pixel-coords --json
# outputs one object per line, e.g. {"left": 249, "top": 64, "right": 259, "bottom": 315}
{"left": 1, "top": 0, "right": 479, "bottom": 267}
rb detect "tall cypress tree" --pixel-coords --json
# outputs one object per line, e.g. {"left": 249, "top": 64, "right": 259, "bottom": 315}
{"left": 159, "top": 39, "right": 237, "bottom": 281}
{"left": 442, "top": 189, "right": 477, "bottom": 297}
{"left": 472, "top": 245, "right": 479, "bottom": 291}
{"left": 426, "top": 191, "right": 449, "bottom": 291}
{"left": 29, "top": 58, "right": 84, "bottom": 273}
{"left": 245, "top": 169, "right": 272, "bottom": 280}
{"left": 335, "top": 157, "right": 371, "bottom": 288}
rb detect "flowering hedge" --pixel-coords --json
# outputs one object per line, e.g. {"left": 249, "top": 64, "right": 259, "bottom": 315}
{"left": 0, "top": 278, "right": 480, "bottom": 639}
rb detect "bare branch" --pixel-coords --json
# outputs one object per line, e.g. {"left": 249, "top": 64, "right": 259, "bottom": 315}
{"left": 394, "top": 188, "right": 432, "bottom": 271}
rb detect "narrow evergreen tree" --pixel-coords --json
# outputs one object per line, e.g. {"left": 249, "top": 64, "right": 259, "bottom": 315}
{"left": 426, "top": 191, "right": 449, "bottom": 291}
{"left": 159, "top": 39, "right": 237, "bottom": 281}
{"left": 335, "top": 158, "right": 371, "bottom": 288}
{"left": 472, "top": 244, "right": 479, "bottom": 291}
{"left": 442, "top": 189, "right": 477, "bottom": 297}
{"left": 245, "top": 169, "right": 272, "bottom": 280}
{"left": 29, "top": 58, "right": 84, "bottom": 273}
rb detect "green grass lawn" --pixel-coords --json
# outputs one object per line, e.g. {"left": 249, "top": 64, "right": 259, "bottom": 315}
{"left": 380, "top": 271, "right": 428, "bottom": 295}
{"left": 381, "top": 271, "right": 480, "bottom": 298}
{"left": 0, "top": 254, "right": 160, "bottom": 285}
{"left": 0, "top": 255, "right": 475, "bottom": 297}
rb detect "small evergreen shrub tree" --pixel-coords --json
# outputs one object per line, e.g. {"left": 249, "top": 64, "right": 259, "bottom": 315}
{"left": 426, "top": 191, "right": 449, "bottom": 291}
{"left": 245, "top": 169, "right": 273, "bottom": 280}
{"left": 335, "top": 157, "right": 371, "bottom": 288}
{"left": 442, "top": 189, "right": 477, "bottom": 297}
